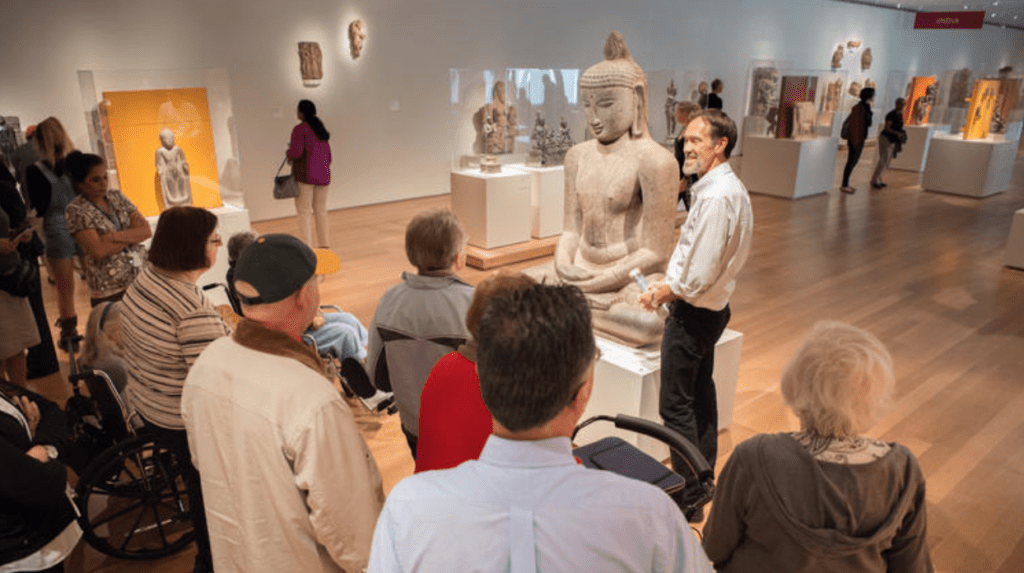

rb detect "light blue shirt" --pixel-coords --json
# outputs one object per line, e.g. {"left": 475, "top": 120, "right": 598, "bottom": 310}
{"left": 368, "top": 435, "right": 712, "bottom": 573}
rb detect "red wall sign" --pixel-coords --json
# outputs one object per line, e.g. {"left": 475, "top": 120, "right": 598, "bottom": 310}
{"left": 914, "top": 11, "right": 985, "bottom": 29}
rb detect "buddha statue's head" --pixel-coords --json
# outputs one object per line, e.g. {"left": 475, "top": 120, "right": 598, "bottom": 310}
{"left": 579, "top": 31, "right": 649, "bottom": 143}
{"left": 159, "top": 128, "right": 175, "bottom": 150}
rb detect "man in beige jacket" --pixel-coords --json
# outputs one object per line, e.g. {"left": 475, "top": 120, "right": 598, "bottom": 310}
{"left": 182, "top": 234, "right": 383, "bottom": 573}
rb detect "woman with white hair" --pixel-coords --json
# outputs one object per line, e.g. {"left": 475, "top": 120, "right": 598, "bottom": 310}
{"left": 702, "top": 321, "right": 932, "bottom": 573}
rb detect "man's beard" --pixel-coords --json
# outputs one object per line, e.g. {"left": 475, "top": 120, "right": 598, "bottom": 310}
{"left": 683, "top": 156, "right": 704, "bottom": 177}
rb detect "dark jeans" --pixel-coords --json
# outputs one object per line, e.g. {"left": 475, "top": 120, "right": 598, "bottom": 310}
{"left": 842, "top": 141, "right": 865, "bottom": 187}
{"left": 402, "top": 425, "right": 418, "bottom": 460}
{"left": 141, "top": 419, "right": 213, "bottom": 572}
{"left": 25, "top": 269, "right": 59, "bottom": 379}
{"left": 659, "top": 300, "right": 730, "bottom": 490}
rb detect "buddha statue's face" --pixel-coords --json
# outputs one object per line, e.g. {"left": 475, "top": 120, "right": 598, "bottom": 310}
{"left": 159, "top": 130, "right": 175, "bottom": 150}
{"left": 582, "top": 85, "right": 634, "bottom": 144}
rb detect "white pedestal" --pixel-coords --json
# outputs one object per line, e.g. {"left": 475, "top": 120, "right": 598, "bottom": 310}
{"left": 450, "top": 169, "right": 532, "bottom": 249}
{"left": 1005, "top": 209, "right": 1024, "bottom": 270}
{"left": 740, "top": 135, "right": 838, "bottom": 199}
{"left": 890, "top": 124, "right": 951, "bottom": 173}
{"left": 519, "top": 165, "right": 565, "bottom": 239}
{"left": 922, "top": 135, "right": 1016, "bottom": 197}
{"left": 576, "top": 329, "right": 743, "bottom": 461}
{"left": 145, "top": 205, "right": 251, "bottom": 307}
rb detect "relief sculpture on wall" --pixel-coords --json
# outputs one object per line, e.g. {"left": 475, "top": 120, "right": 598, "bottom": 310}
{"left": 831, "top": 45, "right": 844, "bottom": 69}
{"left": 349, "top": 20, "right": 366, "bottom": 59}
{"left": 298, "top": 42, "right": 323, "bottom": 87}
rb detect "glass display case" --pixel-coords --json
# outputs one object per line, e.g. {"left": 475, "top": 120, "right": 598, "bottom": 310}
{"left": 934, "top": 67, "right": 976, "bottom": 134}
{"left": 742, "top": 63, "right": 844, "bottom": 140}
{"left": 449, "top": 68, "right": 583, "bottom": 172}
{"left": 77, "top": 68, "right": 242, "bottom": 217}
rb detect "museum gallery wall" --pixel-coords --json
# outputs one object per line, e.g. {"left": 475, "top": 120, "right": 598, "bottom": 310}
{"left": 0, "top": 0, "right": 1021, "bottom": 222}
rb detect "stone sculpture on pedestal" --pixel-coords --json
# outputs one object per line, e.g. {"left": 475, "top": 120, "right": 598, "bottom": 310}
{"left": 831, "top": 45, "right": 844, "bottom": 69}
{"left": 949, "top": 68, "right": 972, "bottom": 108}
{"left": 749, "top": 67, "right": 780, "bottom": 118}
{"left": 793, "top": 102, "right": 817, "bottom": 137}
{"left": 298, "top": 42, "right": 323, "bottom": 87}
{"left": 155, "top": 128, "right": 192, "bottom": 208}
{"left": 474, "top": 81, "right": 514, "bottom": 155}
{"left": 547, "top": 31, "right": 679, "bottom": 346}
{"left": 665, "top": 80, "right": 678, "bottom": 143}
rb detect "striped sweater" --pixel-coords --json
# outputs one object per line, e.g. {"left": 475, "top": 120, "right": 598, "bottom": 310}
{"left": 121, "top": 264, "right": 230, "bottom": 430}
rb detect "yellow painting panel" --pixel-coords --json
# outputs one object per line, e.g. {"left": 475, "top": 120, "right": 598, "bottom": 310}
{"left": 104, "top": 88, "right": 222, "bottom": 217}
{"left": 962, "top": 79, "right": 1001, "bottom": 141}
{"left": 904, "top": 76, "right": 936, "bottom": 125}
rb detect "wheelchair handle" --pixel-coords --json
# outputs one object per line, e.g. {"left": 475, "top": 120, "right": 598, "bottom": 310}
{"left": 573, "top": 414, "right": 714, "bottom": 484}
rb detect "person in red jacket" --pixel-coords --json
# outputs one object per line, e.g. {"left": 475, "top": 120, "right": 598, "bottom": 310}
{"left": 414, "top": 271, "right": 536, "bottom": 473}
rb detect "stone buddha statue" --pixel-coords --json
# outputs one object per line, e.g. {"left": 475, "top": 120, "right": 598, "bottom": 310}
{"left": 553, "top": 31, "right": 679, "bottom": 346}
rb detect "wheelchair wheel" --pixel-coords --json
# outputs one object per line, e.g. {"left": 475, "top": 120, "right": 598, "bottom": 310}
{"left": 76, "top": 434, "right": 195, "bottom": 560}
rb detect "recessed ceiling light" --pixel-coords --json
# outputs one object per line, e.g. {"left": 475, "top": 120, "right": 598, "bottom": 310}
{"left": 991, "top": 11, "right": 996, "bottom": 15}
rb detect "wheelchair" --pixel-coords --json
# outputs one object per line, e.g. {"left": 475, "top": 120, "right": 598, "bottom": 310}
{"left": 572, "top": 414, "right": 715, "bottom": 523}
{"left": 62, "top": 337, "right": 195, "bottom": 560}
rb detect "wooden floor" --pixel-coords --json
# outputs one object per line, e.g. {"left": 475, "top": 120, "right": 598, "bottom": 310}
{"left": 24, "top": 140, "right": 1024, "bottom": 572}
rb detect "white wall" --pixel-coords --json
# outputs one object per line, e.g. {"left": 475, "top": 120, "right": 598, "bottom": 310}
{"left": 2, "top": 0, "right": 1022, "bottom": 222}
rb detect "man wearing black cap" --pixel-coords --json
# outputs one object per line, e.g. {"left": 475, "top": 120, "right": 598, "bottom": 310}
{"left": 181, "top": 234, "right": 384, "bottom": 573}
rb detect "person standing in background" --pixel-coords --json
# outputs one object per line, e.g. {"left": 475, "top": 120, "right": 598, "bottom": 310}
{"left": 707, "top": 79, "right": 724, "bottom": 110}
{"left": 841, "top": 87, "right": 875, "bottom": 194}
{"left": 870, "top": 98, "right": 906, "bottom": 190}
{"left": 288, "top": 100, "right": 333, "bottom": 249}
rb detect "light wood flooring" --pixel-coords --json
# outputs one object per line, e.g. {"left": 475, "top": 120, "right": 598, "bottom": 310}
{"left": 23, "top": 141, "right": 1024, "bottom": 572}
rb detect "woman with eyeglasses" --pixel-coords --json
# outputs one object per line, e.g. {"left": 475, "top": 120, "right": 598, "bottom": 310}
{"left": 63, "top": 151, "right": 151, "bottom": 306}
{"left": 118, "top": 206, "right": 229, "bottom": 573}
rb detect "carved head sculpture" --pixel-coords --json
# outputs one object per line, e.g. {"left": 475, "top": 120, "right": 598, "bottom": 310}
{"left": 492, "top": 81, "right": 506, "bottom": 105}
{"left": 159, "top": 128, "right": 175, "bottom": 150}
{"left": 348, "top": 19, "right": 366, "bottom": 59}
{"left": 861, "top": 48, "right": 873, "bottom": 71}
{"left": 831, "top": 45, "right": 844, "bottom": 69}
{"left": 579, "top": 31, "right": 649, "bottom": 142}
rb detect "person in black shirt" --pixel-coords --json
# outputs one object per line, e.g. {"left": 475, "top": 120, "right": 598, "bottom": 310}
{"left": 707, "top": 78, "right": 724, "bottom": 110}
{"left": 840, "top": 88, "right": 875, "bottom": 194}
{"left": 871, "top": 98, "right": 907, "bottom": 189}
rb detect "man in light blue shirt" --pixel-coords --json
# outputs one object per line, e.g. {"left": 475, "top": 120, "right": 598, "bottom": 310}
{"left": 368, "top": 284, "right": 712, "bottom": 573}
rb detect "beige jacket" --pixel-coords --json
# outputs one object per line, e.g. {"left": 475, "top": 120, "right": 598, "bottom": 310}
{"left": 182, "top": 319, "right": 384, "bottom": 573}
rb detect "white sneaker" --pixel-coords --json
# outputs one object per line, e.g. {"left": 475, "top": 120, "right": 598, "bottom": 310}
{"left": 361, "top": 390, "right": 394, "bottom": 413}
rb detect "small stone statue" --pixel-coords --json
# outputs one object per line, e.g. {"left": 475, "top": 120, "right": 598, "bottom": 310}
{"left": 665, "top": 80, "right": 678, "bottom": 143}
{"left": 792, "top": 102, "right": 817, "bottom": 138}
{"left": 910, "top": 83, "right": 937, "bottom": 125}
{"left": 298, "top": 42, "right": 323, "bottom": 86}
{"left": 822, "top": 79, "right": 843, "bottom": 115}
{"left": 749, "top": 67, "right": 779, "bottom": 117}
{"left": 861, "top": 48, "right": 873, "bottom": 71}
{"left": 848, "top": 81, "right": 863, "bottom": 98}
{"left": 155, "top": 128, "right": 192, "bottom": 208}
{"left": 475, "top": 81, "right": 510, "bottom": 155}
{"left": 526, "top": 113, "right": 573, "bottom": 167}
{"left": 348, "top": 20, "right": 366, "bottom": 59}
{"left": 831, "top": 45, "right": 844, "bottom": 69}
{"left": 949, "top": 68, "right": 972, "bottom": 108}
{"left": 766, "top": 106, "right": 779, "bottom": 136}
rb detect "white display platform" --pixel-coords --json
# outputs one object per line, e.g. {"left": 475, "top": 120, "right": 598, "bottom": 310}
{"left": 922, "top": 135, "right": 1016, "bottom": 198}
{"left": 815, "top": 111, "right": 843, "bottom": 140}
{"left": 450, "top": 169, "right": 532, "bottom": 249}
{"left": 1005, "top": 209, "right": 1024, "bottom": 270}
{"left": 519, "top": 165, "right": 565, "bottom": 239}
{"left": 740, "top": 135, "right": 838, "bottom": 199}
{"left": 144, "top": 205, "right": 251, "bottom": 307}
{"left": 890, "top": 124, "right": 951, "bottom": 173}
{"left": 575, "top": 329, "right": 743, "bottom": 461}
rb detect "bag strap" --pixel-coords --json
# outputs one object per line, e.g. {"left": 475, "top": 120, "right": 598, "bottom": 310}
{"left": 276, "top": 156, "right": 290, "bottom": 176}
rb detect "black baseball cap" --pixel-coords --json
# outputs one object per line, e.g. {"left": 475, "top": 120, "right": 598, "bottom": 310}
{"left": 233, "top": 234, "right": 339, "bottom": 305}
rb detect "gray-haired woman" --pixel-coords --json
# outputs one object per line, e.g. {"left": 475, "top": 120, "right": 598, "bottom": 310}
{"left": 703, "top": 321, "right": 932, "bottom": 573}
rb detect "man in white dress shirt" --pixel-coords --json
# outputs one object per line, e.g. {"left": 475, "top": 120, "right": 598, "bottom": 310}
{"left": 640, "top": 109, "right": 753, "bottom": 515}
{"left": 368, "top": 283, "right": 712, "bottom": 573}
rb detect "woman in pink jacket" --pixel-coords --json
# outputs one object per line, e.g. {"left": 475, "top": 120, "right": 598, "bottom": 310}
{"left": 288, "top": 100, "right": 333, "bottom": 248}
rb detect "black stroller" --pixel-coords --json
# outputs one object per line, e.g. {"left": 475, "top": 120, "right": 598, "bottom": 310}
{"left": 572, "top": 414, "right": 715, "bottom": 522}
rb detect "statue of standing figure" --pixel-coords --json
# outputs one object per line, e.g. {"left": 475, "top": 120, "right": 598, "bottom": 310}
{"left": 549, "top": 31, "right": 679, "bottom": 346}
{"left": 156, "top": 128, "right": 192, "bottom": 208}
{"left": 665, "top": 80, "right": 678, "bottom": 143}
